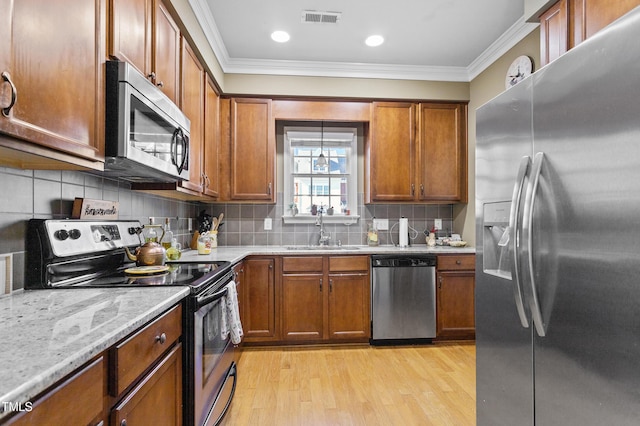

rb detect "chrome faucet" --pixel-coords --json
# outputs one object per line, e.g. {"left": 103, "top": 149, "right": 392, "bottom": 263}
{"left": 316, "top": 208, "right": 331, "bottom": 246}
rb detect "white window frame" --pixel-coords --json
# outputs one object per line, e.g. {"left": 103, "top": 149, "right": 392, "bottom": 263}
{"left": 283, "top": 125, "right": 359, "bottom": 224}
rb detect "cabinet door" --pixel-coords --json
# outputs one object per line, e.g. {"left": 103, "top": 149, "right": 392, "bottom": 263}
{"left": 230, "top": 98, "right": 275, "bottom": 201}
{"left": 111, "top": 343, "right": 182, "bottom": 426}
{"left": 369, "top": 102, "right": 416, "bottom": 202}
{"left": 579, "top": 0, "right": 640, "bottom": 40}
{"left": 203, "top": 76, "right": 220, "bottom": 198}
{"left": 540, "top": 0, "right": 568, "bottom": 67}
{"left": 243, "top": 257, "right": 278, "bottom": 341}
{"left": 152, "top": 0, "right": 180, "bottom": 103}
{"left": 418, "top": 103, "right": 467, "bottom": 202}
{"left": 5, "top": 357, "right": 104, "bottom": 426}
{"left": 110, "top": 0, "right": 150, "bottom": 76}
{"left": 179, "top": 40, "right": 205, "bottom": 193}
{"left": 1, "top": 0, "right": 105, "bottom": 164}
{"left": 282, "top": 274, "right": 324, "bottom": 340}
{"left": 328, "top": 273, "right": 371, "bottom": 340}
{"left": 436, "top": 271, "right": 475, "bottom": 339}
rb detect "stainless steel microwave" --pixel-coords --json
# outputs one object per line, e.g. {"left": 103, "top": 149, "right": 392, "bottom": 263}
{"left": 104, "top": 60, "right": 189, "bottom": 182}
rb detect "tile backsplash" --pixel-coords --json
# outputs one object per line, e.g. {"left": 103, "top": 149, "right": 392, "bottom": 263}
{"left": 0, "top": 167, "right": 199, "bottom": 291}
{"left": 199, "top": 192, "right": 454, "bottom": 248}
{"left": 1, "top": 166, "right": 454, "bottom": 293}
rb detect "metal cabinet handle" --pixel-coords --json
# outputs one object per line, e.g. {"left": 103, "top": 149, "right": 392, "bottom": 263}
{"left": 522, "top": 152, "right": 546, "bottom": 337}
{"left": 121, "top": 419, "right": 127, "bottom": 426}
{"left": 204, "top": 174, "right": 211, "bottom": 188}
{"left": 147, "top": 72, "right": 156, "bottom": 80}
{"left": 420, "top": 184, "right": 425, "bottom": 196}
{"left": 157, "top": 81, "right": 164, "bottom": 88}
{"left": 455, "top": 260, "right": 461, "bottom": 265}
{"left": 329, "top": 279, "right": 333, "bottom": 293}
{"left": 155, "top": 332, "right": 167, "bottom": 344}
{"left": 1, "top": 72, "right": 17, "bottom": 117}
{"left": 319, "top": 278, "right": 323, "bottom": 292}
{"left": 509, "top": 155, "right": 532, "bottom": 328}
{"left": 438, "top": 275, "right": 443, "bottom": 289}
{"left": 411, "top": 183, "right": 415, "bottom": 196}
{"left": 267, "top": 182, "right": 272, "bottom": 195}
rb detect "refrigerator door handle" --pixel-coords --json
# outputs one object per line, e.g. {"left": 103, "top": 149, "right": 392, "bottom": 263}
{"left": 509, "top": 155, "right": 531, "bottom": 328}
{"left": 522, "top": 152, "right": 547, "bottom": 337}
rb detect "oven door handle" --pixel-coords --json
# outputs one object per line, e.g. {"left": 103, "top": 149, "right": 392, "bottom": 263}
{"left": 196, "top": 286, "right": 228, "bottom": 310}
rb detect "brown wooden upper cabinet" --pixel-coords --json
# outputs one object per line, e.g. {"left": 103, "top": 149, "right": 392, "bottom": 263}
{"left": 0, "top": 0, "right": 105, "bottom": 170}
{"left": 229, "top": 98, "right": 276, "bottom": 202}
{"left": 540, "top": 0, "right": 640, "bottom": 66}
{"left": 367, "top": 101, "right": 467, "bottom": 203}
{"left": 179, "top": 40, "right": 205, "bottom": 195}
{"left": 110, "top": 0, "right": 181, "bottom": 104}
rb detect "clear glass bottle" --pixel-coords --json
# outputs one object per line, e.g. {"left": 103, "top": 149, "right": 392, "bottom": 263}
{"left": 166, "top": 238, "right": 182, "bottom": 260}
{"left": 161, "top": 217, "right": 173, "bottom": 249}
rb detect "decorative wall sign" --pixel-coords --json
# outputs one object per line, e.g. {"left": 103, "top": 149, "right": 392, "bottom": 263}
{"left": 72, "top": 198, "right": 119, "bottom": 219}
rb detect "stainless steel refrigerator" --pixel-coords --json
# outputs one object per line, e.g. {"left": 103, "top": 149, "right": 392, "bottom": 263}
{"left": 476, "top": 7, "right": 640, "bottom": 425}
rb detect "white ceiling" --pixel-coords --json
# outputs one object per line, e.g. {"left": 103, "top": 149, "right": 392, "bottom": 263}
{"left": 189, "top": 0, "right": 538, "bottom": 82}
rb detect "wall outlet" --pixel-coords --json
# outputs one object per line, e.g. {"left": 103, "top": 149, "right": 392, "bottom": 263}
{"left": 264, "top": 217, "right": 273, "bottom": 231}
{"left": 434, "top": 218, "right": 443, "bottom": 230}
{"left": 373, "top": 218, "right": 389, "bottom": 230}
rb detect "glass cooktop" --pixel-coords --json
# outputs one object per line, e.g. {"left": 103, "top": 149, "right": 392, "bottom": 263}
{"left": 69, "top": 261, "right": 231, "bottom": 293}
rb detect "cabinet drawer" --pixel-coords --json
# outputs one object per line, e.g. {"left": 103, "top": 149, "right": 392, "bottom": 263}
{"left": 329, "top": 255, "right": 369, "bottom": 272}
{"left": 437, "top": 255, "right": 475, "bottom": 271}
{"left": 7, "top": 357, "right": 104, "bottom": 426}
{"left": 112, "top": 304, "right": 182, "bottom": 396}
{"left": 283, "top": 256, "right": 323, "bottom": 272}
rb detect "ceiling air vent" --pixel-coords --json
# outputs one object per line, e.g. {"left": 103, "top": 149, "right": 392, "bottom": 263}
{"left": 301, "top": 10, "right": 342, "bottom": 24}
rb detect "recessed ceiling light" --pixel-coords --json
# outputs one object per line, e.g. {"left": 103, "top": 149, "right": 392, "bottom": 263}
{"left": 365, "top": 35, "right": 384, "bottom": 47}
{"left": 271, "top": 31, "right": 290, "bottom": 43}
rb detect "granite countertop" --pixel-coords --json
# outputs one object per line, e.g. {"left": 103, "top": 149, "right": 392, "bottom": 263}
{"left": 0, "top": 286, "right": 189, "bottom": 420}
{"left": 176, "top": 244, "right": 476, "bottom": 264}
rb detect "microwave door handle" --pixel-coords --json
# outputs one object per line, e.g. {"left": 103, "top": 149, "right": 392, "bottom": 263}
{"left": 180, "top": 133, "right": 189, "bottom": 174}
{"left": 509, "top": 155, "right": 531, "bottom": 329}
{"left": 171, "top": 128, "right": 179, "bottom": 169}
{"left": 522, "top": 151, "right": 547, "bottom": 337}
{"left": 171, "top": 127, "right": 187, "bottom": 174}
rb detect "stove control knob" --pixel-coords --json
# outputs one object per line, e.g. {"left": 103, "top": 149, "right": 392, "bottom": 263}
{"left": 54, "top": 229, "right": 69, "bottom": 241}
{"left": 128, "top": 227, "right": 138, "bottom": 235}
{"left": 69, "top": 229, "right": 81, "bottom": 240}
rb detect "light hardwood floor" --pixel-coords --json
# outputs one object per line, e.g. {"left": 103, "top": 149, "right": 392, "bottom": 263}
{"left": 222, "top": 342, "right": 476, "bottom": 425}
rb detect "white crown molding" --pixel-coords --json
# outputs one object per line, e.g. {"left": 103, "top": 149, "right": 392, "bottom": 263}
{"left": 467, "top": 17, "right": 540, "bottom": 80}
{"left": 189, "top": 0, "right": 538, "bottom": 83}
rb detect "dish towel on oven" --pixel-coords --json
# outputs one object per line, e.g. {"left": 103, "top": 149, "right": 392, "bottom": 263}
{"left": 221, "top": 281, "right": 244, "bottom": 344}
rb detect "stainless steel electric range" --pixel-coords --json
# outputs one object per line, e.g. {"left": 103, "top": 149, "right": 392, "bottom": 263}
{"left": 26, "top": 219, "right": 239, "bottom": 426}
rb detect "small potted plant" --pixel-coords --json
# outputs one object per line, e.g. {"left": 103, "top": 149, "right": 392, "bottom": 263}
{"left": 289, "top": 202, "right": 298, "bottom": 216}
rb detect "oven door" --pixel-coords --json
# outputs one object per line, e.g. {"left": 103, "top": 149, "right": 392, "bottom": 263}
{"left": 193, "top": 282, "right": 237, "bottom": 426}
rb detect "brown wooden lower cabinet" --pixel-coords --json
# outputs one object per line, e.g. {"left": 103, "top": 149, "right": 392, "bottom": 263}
{"left": 5, "top": 357, "right": 105, "bottom": 426}
{"left": 242, "top": 257, "right": 279, "bottom": 342}
{"left": 279, "top": 255, "right": 370, "bottom": 344}
{"left": 4, "top": 304, "right": 183, "bottom": 425}
{"left": 111, "top": 343, "right": 182, "bottom": 426}
{"left": 436, "top": 254, "right": 476, "bottom": 340}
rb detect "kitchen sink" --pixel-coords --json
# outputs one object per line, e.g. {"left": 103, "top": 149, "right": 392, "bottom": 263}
{"left": 286, "top": 245, "right": 360, "bottom": 251}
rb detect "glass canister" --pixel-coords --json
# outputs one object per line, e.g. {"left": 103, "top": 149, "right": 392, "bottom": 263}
{"left": 210, "top": 230, "right": 218, "bottom": 248}
{"left": 197, "top": 232, "right": 212, "bottom": 255}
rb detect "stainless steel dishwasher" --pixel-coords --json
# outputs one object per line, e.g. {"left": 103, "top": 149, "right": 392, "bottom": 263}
{"left": 371, "top": 254, "right": 437, "bottom": 344}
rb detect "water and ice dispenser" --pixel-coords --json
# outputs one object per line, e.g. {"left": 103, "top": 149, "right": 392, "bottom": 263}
{"left": 482, "top": 201, "right": 513, "bottom": 280}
